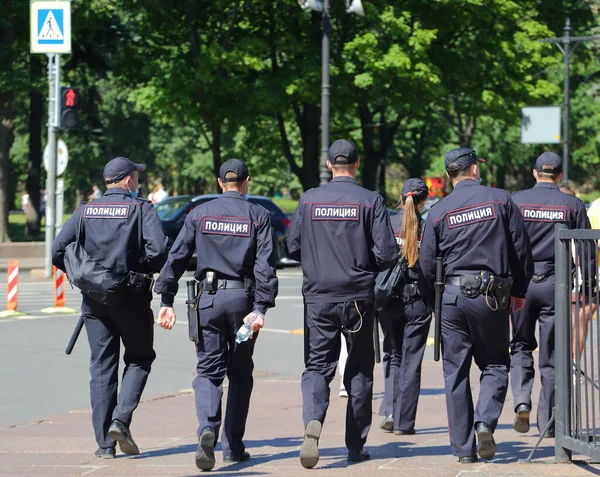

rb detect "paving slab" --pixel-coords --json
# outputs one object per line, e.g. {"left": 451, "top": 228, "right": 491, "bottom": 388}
{"left": 1, "top": 362, "right": 599, "bottom": 476}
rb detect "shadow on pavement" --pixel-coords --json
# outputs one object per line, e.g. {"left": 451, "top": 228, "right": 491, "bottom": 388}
{"left": 492, "top": 440, "right": 554, "bottom": 463}
{"left": 420, "top": 388, "right": 446, "bottom": 396}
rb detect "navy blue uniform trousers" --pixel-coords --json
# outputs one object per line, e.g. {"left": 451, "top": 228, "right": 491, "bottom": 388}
{"left": 83, "top": 291, "right": 156, "bottom": 449}
{"left": 193, "top": 288, "right": 256, "bottom": 457}
{"left": 441, "top": 287, "right": 510, "bottom": 457}
{"left": 510, "top": 276, "right": 555, "bottom": 434}
{"left": 378, "top": 296, "right": 431, "bottom": 432}
{"left": 302, "top": 300, "right": 375, "bottom": 451}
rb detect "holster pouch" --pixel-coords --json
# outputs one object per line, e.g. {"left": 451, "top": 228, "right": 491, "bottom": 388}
{"left": 400, "top": 283, "right": 419, "bottom": 302}
{"left": 459, "top": 273, "right": 513, "bottom": 310}
{"left": 127, "top": 271, "right": 154, "bottom": 293}
{"left": 186, "top": 280, "right": 200, "bottom": 343}
{"left": 532, "top": 273, "right": 548, "bottom": 283}
{"left": 459, "top": 275, "right": 483, "bottom": 298}
{"left": 204, "top": 271, "right": 217, "bottom": 294}
{"left": 244, "top": 276, "right": 255, "bottom": 297}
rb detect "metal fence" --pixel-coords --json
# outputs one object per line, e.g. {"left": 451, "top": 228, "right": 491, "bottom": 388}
{"left": 555, "top": 223, "right": 600, "bottom": 462}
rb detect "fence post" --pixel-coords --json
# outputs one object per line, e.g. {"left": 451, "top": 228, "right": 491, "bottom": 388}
{"left": 555, "top": 223, "right": 572, "bottom": 462}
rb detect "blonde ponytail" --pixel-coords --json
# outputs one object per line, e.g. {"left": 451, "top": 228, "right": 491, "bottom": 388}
{"left": 401, "top": 195, "right": 420, "bottom": 267}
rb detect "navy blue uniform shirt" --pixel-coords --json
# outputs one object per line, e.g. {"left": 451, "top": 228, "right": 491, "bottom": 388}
{"left": 52, "top": 188, "right": 169, "bottom": 274}
{"left": 511, "top": 182, "right": 591, "bottom": 275}
{"left": 286, "top": 176, "right": 397, "bottom": 303}
{"left": 390, "top": 208, "right": 423, "bottom": 282}
{"left": 154, "top": 191, "right": 278, "bottom": 314}
{"left": 419, "top": 179, "right": 534, "bottom": 302}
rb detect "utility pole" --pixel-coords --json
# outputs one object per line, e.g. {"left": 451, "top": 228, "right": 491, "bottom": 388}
{"left": 542, "top": 18, "right": 600, "bottom": 183}
{"left": 45, "top": 53, "right": 60, "bottom": 277}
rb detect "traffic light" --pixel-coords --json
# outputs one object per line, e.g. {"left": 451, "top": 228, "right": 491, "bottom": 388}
{"left": 60, "top": 86, "right": 80, "bottom": 129}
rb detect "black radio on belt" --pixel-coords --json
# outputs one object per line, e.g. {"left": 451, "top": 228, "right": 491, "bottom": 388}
{"left": 204, "top": 271, "right": 217, "bottom": 294}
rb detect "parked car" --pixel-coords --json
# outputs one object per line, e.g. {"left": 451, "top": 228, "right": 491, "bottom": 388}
{"left": 155, "top": 194, "right": 297, "bottom": 268}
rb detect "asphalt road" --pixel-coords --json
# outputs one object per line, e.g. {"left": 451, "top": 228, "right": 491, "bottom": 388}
{"left": 0, "top": 268, "right": 311, "bottom": 426}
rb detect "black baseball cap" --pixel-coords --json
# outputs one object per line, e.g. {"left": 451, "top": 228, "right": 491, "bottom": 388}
{"left": 219, "top": 158, "right": 249, "bottom": 182}
{"left": 328, "top": 139, "right": 358, "bottom": 165}
{"left": 401, "top": 178, "right": 429, "bottom": 200}
{"left": 535, "top": 151, "right": 562, "bottom": 173}
{"left": 444, "top": 147, "right": 485, "bottom": 172}
{"left": 103, "top": 157, "right": 146, "bottom": 184}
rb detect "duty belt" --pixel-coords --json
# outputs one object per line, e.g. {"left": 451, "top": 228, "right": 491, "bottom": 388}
{"left": 445, "top": 273, "right": 513, "bottom": 311}
{"left": 199, "top": 279, "right": 246, "bottom": 291}
{"left": 532, "top": 273, "right": 548, "bottom": 283}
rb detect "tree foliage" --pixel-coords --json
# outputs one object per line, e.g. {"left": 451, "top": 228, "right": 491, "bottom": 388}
{"left": 0, "top": 0, "right": 599, "bottom": 242}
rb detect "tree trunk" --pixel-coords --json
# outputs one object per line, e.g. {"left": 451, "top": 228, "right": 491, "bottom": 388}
{"left": 359, "top": 104, "right": 378, "bottom": 191}
{"left": 0, "top": 93, "right": 14, "bottom": 242}
{"left": 210, "top": 121, "right": 222, "bottom": 193}
{"left": 26, "top": 57, "right": 44, "bottom": 237}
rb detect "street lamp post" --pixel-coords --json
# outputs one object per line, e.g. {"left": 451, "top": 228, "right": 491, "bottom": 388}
{"left": 542, "top": 18, "right": 600, "bottom": 183}
{"left": 320, "top": 0, "right": 331, "bottom": 186}
{"left": 299, "top": 0, "right": 364, "bottom": 185}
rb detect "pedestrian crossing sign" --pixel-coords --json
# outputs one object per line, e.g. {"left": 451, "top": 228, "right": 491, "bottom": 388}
{"left": 30, "top": 1, "right": 71, "bottom": 54}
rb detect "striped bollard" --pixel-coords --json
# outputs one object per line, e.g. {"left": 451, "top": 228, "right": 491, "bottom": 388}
{"left": 41, "top": 266, "right": 77, "bottom": 314}
{"left": 0, "top": 260, "right": 27, "bottom": 318}
{"left": 54, "top": 267, "right": 65, "bottom": 307}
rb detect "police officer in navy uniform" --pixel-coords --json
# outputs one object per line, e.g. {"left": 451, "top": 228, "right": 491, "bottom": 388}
{"left": 419, "top": 148, "right": 533, "bottom": 463}
{"left": 510, "top": 152, "right": 592, "bottom": 437}
{"left": 52, "top": 157, "right": 169, "bottom": 459}
{"left": 378, "top": 179, "right": 432, "bottom": 435}
{"left": 286, "top": 139, "right": 397, "bottom": 468}
{"left": 154, "top": 159, "right": 278, "bottom": 471}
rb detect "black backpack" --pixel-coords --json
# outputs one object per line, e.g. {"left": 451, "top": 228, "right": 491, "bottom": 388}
{"left": 63, "top": 205, "right": 140, "bottom": 307}
{"left": 374, "top": 254, "right": 408, "bottom": 311}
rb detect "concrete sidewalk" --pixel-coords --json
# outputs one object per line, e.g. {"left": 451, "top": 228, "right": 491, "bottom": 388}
{"left": 0, "top": 362, "right": 598, "bottom": 477}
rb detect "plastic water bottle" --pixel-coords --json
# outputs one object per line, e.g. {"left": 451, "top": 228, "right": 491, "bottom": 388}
{"left": 235, "top": 322, "right": 254, "bottom": 344}
{"left": 236, "top": 312, "right": 259, "bottom": 344}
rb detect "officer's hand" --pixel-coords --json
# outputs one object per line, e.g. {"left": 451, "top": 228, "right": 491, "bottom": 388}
{"left": 511, "top": 297, "right": 526, "bottom": 313}
{"left": 244, "top": 312, "right": 265, "bottom": 332}
{"left": 157, "top": 306, "right": 176, "bottom": 330}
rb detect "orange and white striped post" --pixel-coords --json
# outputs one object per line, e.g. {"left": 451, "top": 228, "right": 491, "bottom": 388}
{"left": 54, "top": 266, "right": 65, "bottom": 308}
{"left": 0, "top": 260, "right": 27, "bottom": 318}
{"left": 6, "top": 260, "right": 19, "bottom": 311}
{"left": 40, "top": 267, "right": 76, "bottom": 314}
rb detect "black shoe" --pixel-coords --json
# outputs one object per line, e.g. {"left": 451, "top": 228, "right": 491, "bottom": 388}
{"left": 95, "top": 446, "right": 116, "bottom": 459}
{"left": 223, "top": 451, "right": 251, "bottom": 463}
{"left": 458, "top": 455, "right": 478, "bottom": 464}
{"left": 475, "top": 422, "right": 496, "bottom": 460}
{"left": 513, "top": 403, "right": 531, "bottom": 434}
{"left": 347, "top": 448, "right": 370, "bottom": 462}
{"left": 107, "top": 420, "right": 139, "bottom": 456}
{"left": 393, "top": 428, "right": 415, "bottom": 435}
{"left": 300, "top": 420, "right": 322, "bottom": 469}
{"left": 380, "top": 415, "right": 393, "bottom": 432}
{"left": 195, "top": 427, "right": 216, "bottom": 471}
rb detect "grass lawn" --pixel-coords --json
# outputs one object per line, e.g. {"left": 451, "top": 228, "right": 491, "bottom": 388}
{"left": 8, "top": 212, "right": 71, "bottom": 242}
{"left": 272, "top": 198, "right": 299, "bottom": 214}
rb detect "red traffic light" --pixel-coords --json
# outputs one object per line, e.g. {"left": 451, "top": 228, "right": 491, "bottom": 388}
{"left": 63, "top": 87, "right": 79, "bottom": 108}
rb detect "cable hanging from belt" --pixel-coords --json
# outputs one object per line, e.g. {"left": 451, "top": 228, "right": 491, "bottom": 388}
{"left": 342, "top": 301, "right": 364, "bottom": 334}
{"left": 484, "top": 276, "right": 498, "bottom": 312}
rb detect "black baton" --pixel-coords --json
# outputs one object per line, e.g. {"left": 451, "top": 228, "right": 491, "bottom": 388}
{"left": 186, "top": 280, "right": 200, "bottom": 343}
{"left": 433, "top": 257, "right": 444, "bottom": 362}
{"left": 65, "top": 316, "right": 84, "bottom": 355}
{"left": 374, "top": 315, "right": 381, "bottom": 363}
